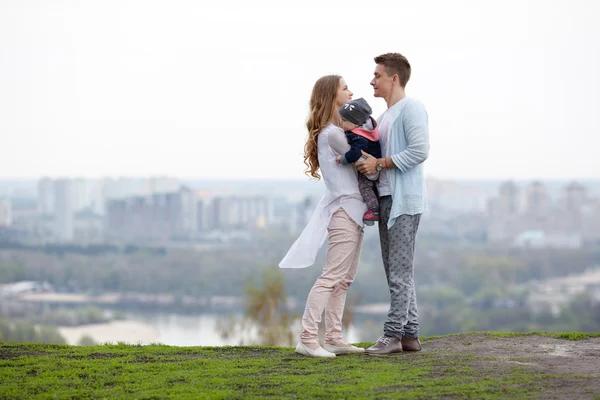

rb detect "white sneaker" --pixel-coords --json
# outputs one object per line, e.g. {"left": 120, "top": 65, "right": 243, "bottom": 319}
{"left": 323, "top": 343, "right": 365, "bottom": 355}
{"left": 295, "top": 342, "right": 336, "bottom": 358}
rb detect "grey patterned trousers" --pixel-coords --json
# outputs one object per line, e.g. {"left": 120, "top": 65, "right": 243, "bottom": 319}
{"left": 378, "top": 196, "right": 421, "bottom": 339}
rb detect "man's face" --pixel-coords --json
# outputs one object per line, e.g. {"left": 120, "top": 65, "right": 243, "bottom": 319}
{"left": 370, "top": 64, "right": 394, "bottom": 98}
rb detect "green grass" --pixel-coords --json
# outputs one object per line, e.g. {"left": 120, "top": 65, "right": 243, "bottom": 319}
{"left": 1, "top": 332, "right": 599, "bottom": 399}
{"left": 419, "top": 330, "right": 600, "bottom": 342}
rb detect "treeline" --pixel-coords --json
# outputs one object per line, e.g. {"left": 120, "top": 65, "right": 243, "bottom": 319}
{"left": 0, "top": 233, "right": 598, "bottom": 305}
{"left": 415, "top": 289, "right": 600, "bottom": 336}
{"left": 0, "top": 240, "right": 166, "bottom": 256}
{"left": 0, "top": 319, "right": 66, "bottom": 344}
{"left": 3, "top": 304, "right": 113, "bottom": 327}
{"left": 0, "top": 231, "right": 295, "bottom": 298}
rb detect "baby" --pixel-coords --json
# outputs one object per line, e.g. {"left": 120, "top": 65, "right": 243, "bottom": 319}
{"left": 337, "top": 98, "right": 382, "bottom": 224}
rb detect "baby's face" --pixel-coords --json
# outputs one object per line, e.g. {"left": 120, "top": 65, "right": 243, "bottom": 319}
{"left": 341, "top": 119, "right": 358, "bottom": 131}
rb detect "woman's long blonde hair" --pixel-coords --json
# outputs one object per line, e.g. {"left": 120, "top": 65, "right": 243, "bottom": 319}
{"left": 303, "top": 75, "right": 342, "bottom": 180}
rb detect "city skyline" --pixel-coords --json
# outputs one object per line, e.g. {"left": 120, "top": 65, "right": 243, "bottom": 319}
{"left": 1, "top": 175, "right": 598, "bottom": 247}
{"left": 3, "top": 176, "right": 600, "bottom": 204}
{"left": 1, "top": 0, "right": 599, "bottom": 180}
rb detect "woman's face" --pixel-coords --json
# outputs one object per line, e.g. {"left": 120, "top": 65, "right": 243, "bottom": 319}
{"left": 335, "top": 78, "right": 353, "bottom": 108}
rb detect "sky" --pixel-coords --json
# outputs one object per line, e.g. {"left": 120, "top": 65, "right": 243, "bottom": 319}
{"left": 1, "top": 0, "right": 599, "bottom": 181}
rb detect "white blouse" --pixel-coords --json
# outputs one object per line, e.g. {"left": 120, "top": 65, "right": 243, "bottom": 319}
{"left": 279, "top": 123, "right": 367, "bottom": 269}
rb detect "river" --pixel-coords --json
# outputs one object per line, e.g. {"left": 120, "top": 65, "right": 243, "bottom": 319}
{"left": 57, "top": 310, "right": 386, "bottom": 346}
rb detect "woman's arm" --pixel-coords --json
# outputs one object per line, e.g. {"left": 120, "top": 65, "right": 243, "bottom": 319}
{"left": 329, "top": 127, "right": 379, "bottom": 179}
{"left": 327, "top": 126, "right": 351, "bottom": 155}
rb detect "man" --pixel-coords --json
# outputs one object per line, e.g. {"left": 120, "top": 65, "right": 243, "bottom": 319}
{"left": 356, "top": 53, "right": 430, "bottom": 355}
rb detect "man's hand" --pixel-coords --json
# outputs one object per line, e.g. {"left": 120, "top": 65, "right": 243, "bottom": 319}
{"left": 355, "top": 151, "right": 378, "bottom": 175}
{"left": 336, "top": 155, "right": 342, "bottom": 164}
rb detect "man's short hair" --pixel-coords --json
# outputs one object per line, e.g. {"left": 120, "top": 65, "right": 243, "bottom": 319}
{"left": 374, "top": 53, "right": 411, "bottom": 88}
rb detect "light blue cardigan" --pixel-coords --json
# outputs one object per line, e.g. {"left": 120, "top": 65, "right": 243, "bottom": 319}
{"left": 379, "top": 97, "right": 430, "bottom": 228}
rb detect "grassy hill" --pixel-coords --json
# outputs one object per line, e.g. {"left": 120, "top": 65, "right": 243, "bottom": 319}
{"left": 1, "top": 332, "right": 599, "bottom": 399}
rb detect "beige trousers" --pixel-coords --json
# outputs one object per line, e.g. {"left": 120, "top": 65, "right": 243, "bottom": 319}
{"left": 300, "top": 208, "right": 364, "bottom": 345}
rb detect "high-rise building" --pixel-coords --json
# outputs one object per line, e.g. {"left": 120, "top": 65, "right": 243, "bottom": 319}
{"left": 196, "top": 199, "right": 206, "bottom": 232}
{"left": 177, "top": 186, "right": 197, "bottom": 239}
{"left": 525, "top": 181, "right": 551, "bottom": 217}
{"left": 211, "top": 197, "right": 233, "bottom": 230}
{"left": 289, "top": 196, "right": 316, "bottom": 233}
{"left": 37, "top": 177, "right": 54, "bottom": 215}
{"left": 99, "top": 177, "right": 147, "bottom": 216}
{"left": 0, "top": 199, "right": 12, "bottom": 227}
{"left": 209, "top": 196, "right": 274, "bottom": 230}
{"left": 487, "top": 181, "right": 522, "bottom": 242}
{"left": 74, "top": 209, "right": 104, "bottom": 243}
{"left": 71, "top": 178, "right": 92, "bottom": 212}
{"left": 88, "top": 180, "right": 104, "bottom": 215}
{"left": 557, "top": 181, "right": 588, "bottom": 233}
{"left": 582, "top": 198, "right": 600, "bottom": 242}
{"left": 104, "top": 186, "right": 196, "bottom": 241}
{"left": 497, "top": 181, "right": 520, "bottom": 215}
{"left": 562, "top": 181, "right": 587, "bottom": 213}
{"left": 53, "top": 179, "right": 74, "bottom": 241}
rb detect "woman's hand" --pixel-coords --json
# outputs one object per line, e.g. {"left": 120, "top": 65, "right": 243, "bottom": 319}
{"left": 336, "top": 155, "right": 342, "bottom": 164}
{"left": 355, "top": 151, "right": 378, "bottom": 175}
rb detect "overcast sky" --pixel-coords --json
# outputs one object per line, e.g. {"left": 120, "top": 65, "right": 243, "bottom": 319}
{"left": 1, "top": 0, "right": 598, "bottom": 180}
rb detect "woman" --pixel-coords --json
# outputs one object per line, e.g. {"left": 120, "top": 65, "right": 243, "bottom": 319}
{"left": 279, "top": 75, "right": 367, "bottom": 358}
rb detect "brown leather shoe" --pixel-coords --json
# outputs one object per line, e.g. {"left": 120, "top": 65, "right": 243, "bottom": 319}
{"left": 365, "top": 336, "right": 403, "bottom": 355}
{"left": 401, "top": 336, "right": 422, "bottom": 351}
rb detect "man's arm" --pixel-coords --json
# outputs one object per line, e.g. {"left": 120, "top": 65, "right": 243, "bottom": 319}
{"left": 356, "top": 101, "right": 429, "bottom": 175}
{"left": 390, "top": 100, "right": 430, "bottom": 172}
